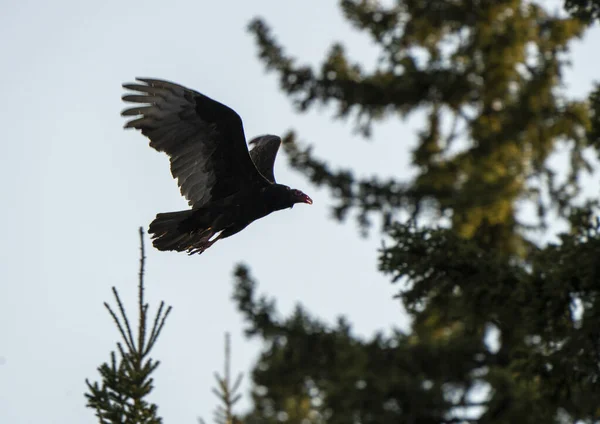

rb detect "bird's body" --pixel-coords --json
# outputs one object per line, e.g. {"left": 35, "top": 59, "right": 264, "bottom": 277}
{"left": 122, "top": 77, "right": 312, "bottom": 255}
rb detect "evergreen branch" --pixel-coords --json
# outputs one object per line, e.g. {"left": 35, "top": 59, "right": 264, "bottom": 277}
{"left": 201, "top": 333, "right": 243, "bottom": 424}
{"left": 138, "top": 227, "right": 147, "bottom": 357}
{"left": 146, "top": 302, "right": 172, "bottom": 356}
{"left": 104, "top": 295, "right": 135, "bottom": 354}
{"left": 250, "top": 6, "right": 594, "bottom": 253}
{"left": 85, "top": 227, "right": 171, "bottom": 424}
{"left": 231, "top": 373, "right": 243, "bottom": 395}
{"left": 232, "top": 264, "right": 280, "bottom": 337}
{"left": 282, "top": 131, "right": 419, "bottom": 233}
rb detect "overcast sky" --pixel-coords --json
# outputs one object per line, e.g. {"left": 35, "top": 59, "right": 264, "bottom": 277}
{"left": 1, "top": 1, "right": 599, "bottom": 423}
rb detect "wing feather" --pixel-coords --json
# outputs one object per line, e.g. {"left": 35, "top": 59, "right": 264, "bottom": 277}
{"left": 122, "top": 83, "right": 168, "bottom": 95}
{"left": 121, "top": 106, "right": 156, "bottom": 117}
{"left": 122, "top": 77, "right": 269, "bottom": 206}
{"left": 248, "top": 135, "right": 281, "bottom": 183}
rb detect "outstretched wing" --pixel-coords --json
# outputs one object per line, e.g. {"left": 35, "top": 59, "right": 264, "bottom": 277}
{"left": 122, "top": 77, "right": 269, "bottom": 207}
{"left": 248, "top": 135, "right": 281, "bottom": 183}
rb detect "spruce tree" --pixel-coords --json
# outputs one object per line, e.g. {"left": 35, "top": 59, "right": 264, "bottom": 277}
{"left": 85, "top": 229, "right": 172, "bottom": 424}
{"left": 234, "top": 1, "right": 600, "bottom": 423}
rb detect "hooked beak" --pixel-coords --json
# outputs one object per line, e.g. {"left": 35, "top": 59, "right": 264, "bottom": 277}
{"left": 292, "top": 189, "right": 313, "bottom": 205}
{"left": 296, "top": 193, "right": 313, "bottom": 205}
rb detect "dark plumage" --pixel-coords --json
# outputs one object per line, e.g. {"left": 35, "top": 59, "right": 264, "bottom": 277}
{"left": 122, "top": 77, "right": 312, "bottom": 255}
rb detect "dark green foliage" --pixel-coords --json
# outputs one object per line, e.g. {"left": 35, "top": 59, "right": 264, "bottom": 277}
{"left": 233, "top": 265, "right": 484, "bottom": 424}
{"left": 381, "top": 218, "right": 600, "bottom": 421}
{"left": 233, "top": 217, "right": 600, "bottom": 423}
{"left": 86, "top": 229, "right": 171, "bottom": 424}
{"left": 565, "top": 0, "right": 600, "bottom": 21}
{"left": 237, "top": 1, "right": 600, "bottom": 424}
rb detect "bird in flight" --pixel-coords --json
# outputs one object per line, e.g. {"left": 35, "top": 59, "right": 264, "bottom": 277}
{"left": 122, "top": 77, "right": 312, "bottom": 255}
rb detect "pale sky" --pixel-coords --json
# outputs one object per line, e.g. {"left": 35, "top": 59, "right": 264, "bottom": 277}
{"left": 1, "top": 1, "right": 599, "bottom": 423}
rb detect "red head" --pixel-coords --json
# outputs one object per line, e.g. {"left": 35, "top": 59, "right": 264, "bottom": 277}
{"left": 290, "top": 189, "right": 313, "bottom": 205}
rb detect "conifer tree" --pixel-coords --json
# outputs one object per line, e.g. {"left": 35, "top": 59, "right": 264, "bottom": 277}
{"left": 85, "top": 228, "right": 171, "bottom": 424}
{"left": 250, "top": 0, "right": 596, "bottom": 255}
{"left": 234, "top": 1, "right": 600, "bottom": 423}
{"left": 85, "top": 231, "right": 245, "bottom": 424}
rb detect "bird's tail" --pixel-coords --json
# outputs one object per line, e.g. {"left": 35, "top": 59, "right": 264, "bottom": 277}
{"left": 149, "top": 210, "right": 218, "bottom": 255}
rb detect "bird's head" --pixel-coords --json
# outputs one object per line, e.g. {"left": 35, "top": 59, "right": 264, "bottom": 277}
{"left": 264, "top": 184, "right": 313, "bottom": 211}
{"left": 289, "top": 188, "right": 313, "bottom": 207}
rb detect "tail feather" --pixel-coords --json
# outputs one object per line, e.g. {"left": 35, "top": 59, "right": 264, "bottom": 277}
{"left": 149, "top": 210, "right": 218, "bottom": 254}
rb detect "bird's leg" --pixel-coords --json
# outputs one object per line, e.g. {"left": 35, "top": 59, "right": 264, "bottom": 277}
{"left": 208, "top": 229, "right": 224, "bottom": 243}
{"left": 201, "top": 230, "right": 225, "bottom": 250}
{"left": 186, "top": 229, "right": 225, "bottom": 255}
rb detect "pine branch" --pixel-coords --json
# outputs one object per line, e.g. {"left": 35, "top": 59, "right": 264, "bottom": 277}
{"left": 85, "top": 227, "right": 172, "bottom": 424}
{"left": 199, "top": 333, "right": 243, "bottom": 424}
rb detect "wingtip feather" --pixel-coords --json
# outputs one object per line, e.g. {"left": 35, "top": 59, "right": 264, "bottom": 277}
{"left": 122, "top": 94, "right": 155, "bottom": 103}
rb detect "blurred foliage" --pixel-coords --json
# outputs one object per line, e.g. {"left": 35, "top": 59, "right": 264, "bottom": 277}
{"left": 249, "top": 0, "right": 597, "bottom": 255}
{"left": 233, "top": 219, "right": 600, "bottom": 422}
{"left": 565, "top": 0, "right": 600, "bottom": 21}
{"left": 237, "top": 1, "right": 600, "bottom": 424}
{"left": 199, "top": 334, "right": 244, "bottom": 424}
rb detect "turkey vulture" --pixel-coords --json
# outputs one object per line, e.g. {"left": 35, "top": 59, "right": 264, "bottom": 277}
{"left": 121, "top": 77, "right": 312, "bottom": 255}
